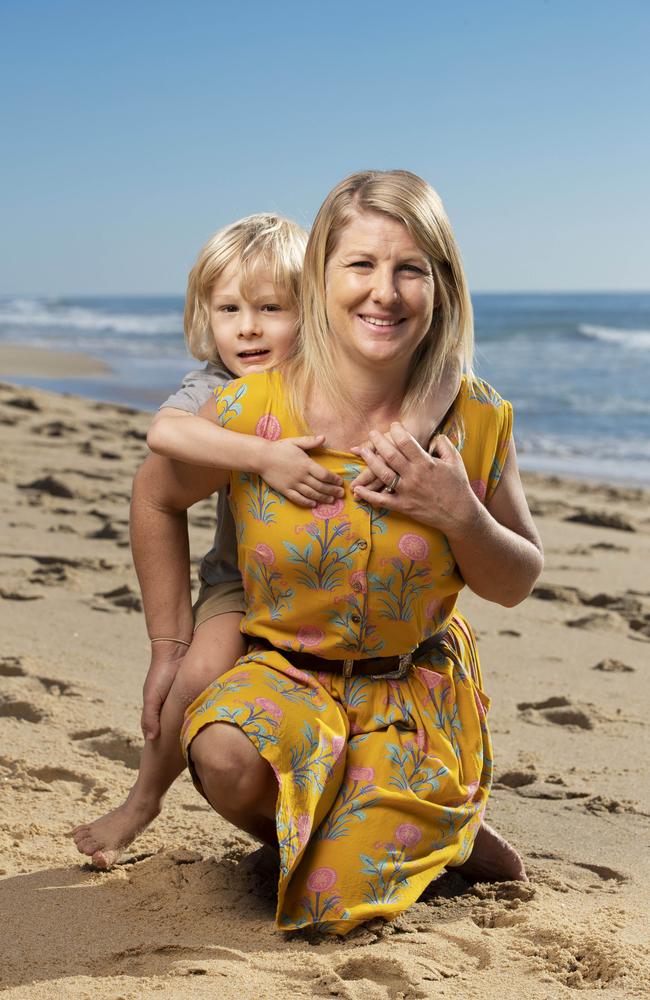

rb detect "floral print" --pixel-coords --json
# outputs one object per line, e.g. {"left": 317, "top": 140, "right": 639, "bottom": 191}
{"left": 184, "top": 371, "right": 512, "bottom": 933}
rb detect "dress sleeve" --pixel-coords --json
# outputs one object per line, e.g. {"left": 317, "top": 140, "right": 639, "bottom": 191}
{"left": 455, "top": 378, "right": 513, "bottom": 505}
{"left": 212, "top": 372, "right": 279, "bottom": 437}
{"left": 485, "top": 398, "right": 513, "bottom": 502}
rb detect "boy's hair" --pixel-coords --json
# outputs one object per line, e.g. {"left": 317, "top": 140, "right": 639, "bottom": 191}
{"left": 284, "top": 170, "right": 473, "bottom": 424}
{"left": 184, "top": 214, "right": 308, "bottom": 364}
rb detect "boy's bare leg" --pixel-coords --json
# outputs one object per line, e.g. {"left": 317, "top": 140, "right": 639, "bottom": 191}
{"left": 71, "top": 612, "right": 245, "bottom": 868}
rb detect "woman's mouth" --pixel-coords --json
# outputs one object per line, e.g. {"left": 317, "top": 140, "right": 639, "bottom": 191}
{"left": 358, "top": 314, "right": 404, "bottom": 330}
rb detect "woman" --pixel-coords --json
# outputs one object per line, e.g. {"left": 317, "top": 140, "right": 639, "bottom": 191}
{"left": 138, "top": 170, "right": 543, "bottom": 934}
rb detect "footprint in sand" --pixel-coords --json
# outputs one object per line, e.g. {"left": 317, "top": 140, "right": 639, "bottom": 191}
{"left": 565, "top": 510, "right": 635, "bottom": 532}
{"left": 36, "top": 675, "right": 80, "bottom": 697}
{"left": 518, "top": 927, "right": 648, "bottom": 990}
{"left": 91, "top": 584, "right": 143, "bottom": 612}
{"left": 0, "top": 699, "right": 45, "bottom": 723}
{"left": 495, "top": 767, "right": 588, "bottom": 801}
{"left": 74, "top": 728, "right": 142, "bottom": 769}
{"left": 31, "top": 420, "right": 78, "bottom": 437}
{"left": 0, "top": 588, "right": 43, "bottom": 602}
{"left": 17, "top": 475, "right": 75, "bottom": 499}
{"left": 0, "top": 656, "right": 27, "bottom": 677}
{"left": 467, "top": 881, "right": 536, "bottom": 929}
{"left": 593, "top": 658, "right": 635, "bottom": 673}
{"left": 516, "top": 696, "right": 598, "bottom": 731}
{"left": 23, "top": 764, "right": 96, "bottom": 797}
{"left": 333, "top": 955, "right": 426, "bottom": 1000}
{"left": 5, "top": 395, "right": 41, "bottom": 412}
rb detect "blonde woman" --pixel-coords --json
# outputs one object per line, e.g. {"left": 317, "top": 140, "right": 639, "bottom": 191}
{"left": 132, "top": 170, "right": 543, "bottom": 934}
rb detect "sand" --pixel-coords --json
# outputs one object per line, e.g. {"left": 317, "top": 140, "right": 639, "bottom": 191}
{"left": 1, "top": 375, "right": 649, "bottom": 999}
{"left": 0, "top": 344, "right": 112, "bottom": 378}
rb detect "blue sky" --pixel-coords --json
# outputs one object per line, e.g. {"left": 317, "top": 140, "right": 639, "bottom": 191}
{"left": 1, "top": 0, "right": 648, "bottom": 293}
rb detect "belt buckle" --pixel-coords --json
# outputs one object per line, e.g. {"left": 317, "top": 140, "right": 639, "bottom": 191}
{"left": 343, "top": 658, "right": 355, "bottom": 679}
{"left": 369, "top": 651, "right": 413, "bottom": 682}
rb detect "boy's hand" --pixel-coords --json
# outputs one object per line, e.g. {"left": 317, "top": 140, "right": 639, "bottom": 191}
{"left": 258, "top": 436, "right": 344, "bottom": 507}
{"left": 349, "top": 436, "right": 395, "bottom": 493}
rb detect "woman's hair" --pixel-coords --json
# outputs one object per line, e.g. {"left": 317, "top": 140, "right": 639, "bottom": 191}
{"left": 284, "top": 170, "right": 474, "bottom": 423}
{"left": 184, "top": 213, "right": 308, "bottom": 364}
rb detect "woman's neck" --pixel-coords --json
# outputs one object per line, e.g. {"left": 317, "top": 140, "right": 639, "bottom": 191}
{"left": 307, "top": 362, "right": 408, "bottom": 450}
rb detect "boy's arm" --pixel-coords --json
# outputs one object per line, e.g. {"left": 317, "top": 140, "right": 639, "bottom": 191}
{"left": 148, "top": 400, "right": 344, "bottom": 508}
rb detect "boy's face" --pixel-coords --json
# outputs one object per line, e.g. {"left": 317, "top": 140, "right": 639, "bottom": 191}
{"left": 209, "top": 261, "right": 298, "bottom": 376}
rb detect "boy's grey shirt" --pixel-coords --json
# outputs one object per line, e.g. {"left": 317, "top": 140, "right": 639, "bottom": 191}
{"left": 159, "top": 362, "right": 241, "bottom": 588}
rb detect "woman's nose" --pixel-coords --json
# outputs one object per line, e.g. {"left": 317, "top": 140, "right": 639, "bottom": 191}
{"left": 371, "top": 267, "right": 399, "bottom": 305}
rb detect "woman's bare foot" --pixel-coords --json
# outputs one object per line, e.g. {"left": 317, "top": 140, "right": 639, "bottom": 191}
{"left": 454, "top": 822, "right": 528, "bottom": 883}
{"left": 71, "top": 794, "right": 162, "bottom": 869}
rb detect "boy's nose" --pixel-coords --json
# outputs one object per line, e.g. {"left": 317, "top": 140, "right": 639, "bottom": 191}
{"left": 238, "top": 313, "right": 262, "bottom": 337}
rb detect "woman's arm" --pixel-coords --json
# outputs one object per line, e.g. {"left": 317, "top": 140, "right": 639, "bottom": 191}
{"left": 130, "top": 453, "right": 228, "bottom": 738}
{"left": 351, "top": 425, "right": 543, "bottom": 608}
{"left": 148, "top": 399, "right": 343, "bottom": 508}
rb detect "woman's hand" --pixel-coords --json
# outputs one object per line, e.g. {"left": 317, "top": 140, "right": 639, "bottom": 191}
{"left": 257, "top": 436, "right": 344, "bottom": 508}
{"left": 351, "top": 422, "right": 480, "bottom": 539}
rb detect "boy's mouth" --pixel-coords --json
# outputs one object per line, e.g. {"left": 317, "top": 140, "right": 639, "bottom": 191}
{"left": 237, "top": 348, "right": 271, "bottom": 360}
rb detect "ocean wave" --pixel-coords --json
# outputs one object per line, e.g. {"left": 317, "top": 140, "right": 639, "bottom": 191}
{"left": 0, "top": 298, "right": 182, "bottom": 336}
{"left": 578, "top": 323, "right": 650, "bottom": 350}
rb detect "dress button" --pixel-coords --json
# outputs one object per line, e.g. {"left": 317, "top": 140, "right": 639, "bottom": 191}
{"left": 350, "top": 614, "right": 362, "bottom": 624}
{"left": 351, "top": 581, "right": 362, "bottom": 592}
{"left": 357, "top": 540, "right": 368, "bottom": 550}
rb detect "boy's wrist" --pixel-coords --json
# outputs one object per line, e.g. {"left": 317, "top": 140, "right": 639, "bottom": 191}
{"left": 241, "top": 435, "right": 271, "bottom": 475}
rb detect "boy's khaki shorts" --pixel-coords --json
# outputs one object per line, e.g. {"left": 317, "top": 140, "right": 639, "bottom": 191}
{"left": 193, "top": 579, "right": 246, "bottom": 630}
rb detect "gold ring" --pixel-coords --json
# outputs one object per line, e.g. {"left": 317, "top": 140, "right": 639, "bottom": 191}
{"left": 385, "top": 473, "right": 400, "bottom": 494}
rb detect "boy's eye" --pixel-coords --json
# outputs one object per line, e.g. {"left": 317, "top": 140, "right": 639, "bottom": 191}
{"left": 262, "top": 303, "right": 282, "bottom": 312}
{"left": 218, "top": 304, "right": 238, "bottom": 313}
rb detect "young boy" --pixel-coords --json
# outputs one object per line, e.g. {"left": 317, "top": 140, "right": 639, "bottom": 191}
{"left": 72, "top": 213, "right": 460, "bottom": 867}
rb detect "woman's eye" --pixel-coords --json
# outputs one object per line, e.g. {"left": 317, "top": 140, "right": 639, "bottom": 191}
{"left": 400, "top": 264, "right": 424, "bottom": 274}
{"left": 350, "top": 260, "right": 373, "bottom": 269}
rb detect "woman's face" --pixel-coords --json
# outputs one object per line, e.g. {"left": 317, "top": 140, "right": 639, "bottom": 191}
{"left": 324, "top": 210, "right": 435, "bottom": 374}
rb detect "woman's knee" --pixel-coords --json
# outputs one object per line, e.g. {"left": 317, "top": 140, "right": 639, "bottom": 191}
{"left": 190, "top": 723, "right": 269, "bottom": 813}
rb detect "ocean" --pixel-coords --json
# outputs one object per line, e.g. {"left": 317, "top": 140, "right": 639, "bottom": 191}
{"left": 1, "top": 293, "right": 649, "bottom": 485}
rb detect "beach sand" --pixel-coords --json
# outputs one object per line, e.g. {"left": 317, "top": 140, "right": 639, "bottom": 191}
{"left": 1, "top": 376, "right": 649, "bottom": 999}
{"left": 0, "top": 343, "right": 112, "bottom": 378}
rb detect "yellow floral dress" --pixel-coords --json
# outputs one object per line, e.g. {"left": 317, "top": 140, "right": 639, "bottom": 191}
{"left": 182, "top": 370, "right": 512, "bottom": 934}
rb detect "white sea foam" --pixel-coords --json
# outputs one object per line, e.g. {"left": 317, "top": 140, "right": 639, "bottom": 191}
{"left": 0, "top": 298, "right": 182, "bottom": 336}
{"left": 578, "top": 323, "right": 650, "bottom": 350}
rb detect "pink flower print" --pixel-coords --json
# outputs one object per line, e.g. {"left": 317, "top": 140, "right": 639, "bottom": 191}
{"left": 470, "top": 479, "right": 487, "bottom": 503}
{"left": 397, "top": 532, "right": 429, "bottom": 561}
{"left": 311, "top": 498, "right": 345, "bottom": 520}
{"left": 348, "top": 765, "right": 374, "bottom": 782}
{"left": 418, "top": 667, "right": 444, "bottom": 690}
{"left": 254, "top": 696, "right": 283, "bottom": 720}
{"left": 285, "top": 664, "right": 311, "bottom": 684}
{"left": 296, "top": 625, "right": 325, "bottom": 648}
{"left": 255, "top": 413, "right": 281, "bottom": 441}
{"left": 225, "top": 671, "right": 250, "bottom": 685}
{"left": 466, "top": 780, "right": 480, "bottom": 801}
{"left": 425, "top": 598, "right": 442, "bottom": 620}
{"left": 306, "top": 866, "right": 337, "bottom": 892}
{"left": 394, "top": 822, "right": 423, "bottom": 848}
{"left": 415, "top": 728, "right": 427, "bottom": 752}
{"left": 330, "top": 735, "right": 345, "bottom": 761}
{"left": 474, "top": 689, "right": 486, "bottom": 719}
{"left": 297, "top": 812, "right": 312, "bottom": 846}
{"left": 254, "top": 542, "right": 275, "bottom": 565}
{"left": 349, "top": 570, "right": 368, "bottom": 594}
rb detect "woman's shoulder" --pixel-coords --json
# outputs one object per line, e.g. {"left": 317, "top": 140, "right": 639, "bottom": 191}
{"left": 214, "top": 370, "right": 292, "bottom": 436}
{"left": 457, "top": 374, "right": 510, "bottom": 412}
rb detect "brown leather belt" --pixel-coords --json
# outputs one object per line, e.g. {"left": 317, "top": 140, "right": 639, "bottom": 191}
{"left": 252, "top": 632, "right": 446, "bottom": 681}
